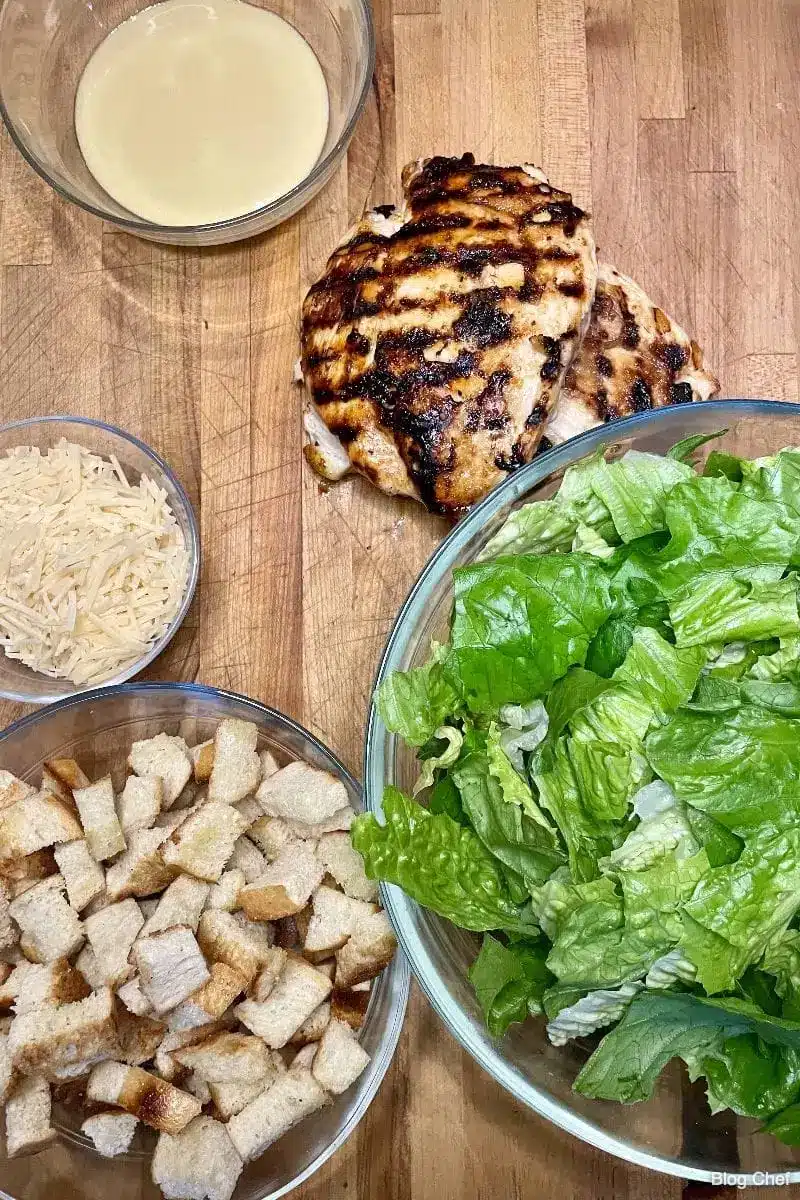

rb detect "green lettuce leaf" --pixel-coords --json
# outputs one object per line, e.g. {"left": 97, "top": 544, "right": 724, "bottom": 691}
{"left": 739, "top": 678, "right": 800, "bottom": 716}
{"left": 375, "top": 658, "right": 459, "bottom": 747}
{"left": 694, "top": 1034, "right": 800, "bottom": 1119}
{"left": 686, "top": 675, "right": 742, "bottom": 713}
{"left": 544, "top": 667, "right": 614, "bottom": 739}
{"left": 613, "top": 626, "right": 705, "bottom": 719}
{"left": 413, "top": 725, "right": 463, "bottom": 794}
{"left": 748, "top": 636, "right": 800, "bottom": 682}
{"left": 446, "top": 553, "right": 613, "bottom": 713}
{"left": 668, "top": 571, "right": 800, "bottom": 649}
{"left": 588, "top": 451, "right": 694, "bottom": 543}
{"left": 468, "top": 934, "right": 552, "bottom": 1036}
{"left": 706, "top": 638, "right": 779, "bottom": 680}
{"left": 546, "top": 982, "right": 642, "bottom": 1046}
{"left": 585, "top": 616, "right": 635, "bottom": 678}
{"left": 763, "top": 1103, "right": 800, "bottom": 1145}
{"left": 531, "top": 741, "right": 618, "bottom": 883}
{"left": 762, "top": 930, "right": 800, "bottom": 1021}
{"left": 529, "top": 872, "right": 616, "bottom": 942}
{"left": 486, "top": 723, "right": 554, "bottom": 831}
{"left": 667, "top": 429, "right": 727, "bottom": 464}
{"left": 351, "top": 787, "right": 540, "bottom": 935}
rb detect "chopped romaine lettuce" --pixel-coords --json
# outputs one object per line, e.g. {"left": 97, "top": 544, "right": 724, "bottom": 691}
{"left": 546, "top": 982, "right": 642, "bottom": 1046}
{"left": 469, "top": 934, "right": 552, "bottom": 1036}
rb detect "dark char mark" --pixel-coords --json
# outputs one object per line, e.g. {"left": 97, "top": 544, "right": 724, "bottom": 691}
{"left": 630, "top": 377, "right": 652, "bottom": 412}
{"left": 670, "top": 382, "right": 694, "bottom": 404}
{"left": 453, "top": 292, "right": 513, "bottom": 347}
{"left": 540, "top": 337, "right": 563, "bottom": 381}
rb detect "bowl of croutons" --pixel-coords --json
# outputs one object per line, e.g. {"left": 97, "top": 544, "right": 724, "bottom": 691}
{"left": 0, "top": 682, "right": 408, "bottom": 1199}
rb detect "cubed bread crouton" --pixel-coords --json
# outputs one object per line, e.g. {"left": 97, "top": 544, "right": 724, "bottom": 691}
{"left": 128, "top": 734, "right": 192, "bottom": 810}
{"left": 8, "top": 987, "right": 118, "bottom": 1078}
{"left": 232, "top": 796, "right": 262, "bottom": 827}
{"left": 105, "top": 827, "right": 178, "bottom": 902}
{"left": 260, "top": 750, "right": 279, "bottom": 781}
{"left": 191, "top": 741, "right": 215, "bottom": 785}
{"left": 173, "top": 1031, "right": 272, "bottom": 1084}
{"left": 184, "top": 1071, "right": 211, "bottom": 1104}
{"left": 11, "top": 959, "right": 90, "bottom": 1015}
{"left": 82, "top": 1110, "right": 138, "bottom": 1157}
{"left": 312, "top": 1018, "right": 370, "bottom": 1094}
{"left": 163, "top": 802, "right": 247, "bottom": 884}
{"left": 250, "top": 948, "right": 288, "bottom": 1002}
{"left": 133, "top": 927, "right": 210, "bottom": 1015}
{"left": 227, "top": 1067, "right": 327, "bottom": 1161}
{"left": 255, "top": 761, "right": 349, "bottom": 828}
{"left": 330, "top": 986, "right": 370, "bottom": 1031}
{"left": 83, "top": 889, "right": 110, "bottom": 917}
{"left": 244, "top": 815, "right": 292, "bottom": 860}
{"left": 227, "top": 836, "right": 267, "bottom": 884}
{"left": 273, "top": 914, "right": 301, "bottom": 951}
{"left": 88, "top": 1061, "right": 201, "bottom": 1134}
{"left": 75, "top": 944, "right": 106, "bottom": 990}
{"left": 0, "top": 789, "right": 83, "bottom": 861}
{"left": 289, "top": 1002, "right": 331, "bottom": 1046}
{"left": 204, "top": 869, "right": 244, "bottom": 914}
{"left": 141, "top": 876, "right": 210, "bottom": 938}
{"left": 290, "top": 1043, "right": 318, "bottom": 1072}
{"left": 208, "top": 1077, "right": 266, "bottom": 1121}
{"left": 335, "top": 911, "right": 397, "bottom": 989}
{"left": 208, "top": 720, "right": 261, "bottom": 806}
{"left": 117, "top": 976, "right": 153, "bottom": 1017}
{"left": 0, "top": 850, "right": 57, "bottom": 901}
{"left": 317, "top": 832, "right": 378, "bottom": 902}
{"left": 152, "top": 1114, "right": 243, "bottom": 1200}
{"left": 0, "top": 1030, "right": 13, "bottom": 1103}
{"left": 166, "top": 963, "right": 247, "bottom": 1032}
{"left": 303, "top": 886, "right": 378, "bottom": 958}
{"left": 84, "top": 899, "right": 144, "bottom": 986}
{"left": 235, "top": 956, "right": 332, "bottom": 1048}
{"left": 115, "top": 1007, "right": 167, "bottom": 1066}
{"left": 5, "top": 1074, "right": 55, "bottom": 1157}
{"left": 238, "top": 841, "right": 324, "bottom": 922}
{"left": 285, "top": 807, "right": 354, "bottom": 839}
{"left": 196, "top": 910, "right": 274, "bottom": 987}
{"left": 0, "top": 771, "right": 35, "bottom": 810}
{"left": 117, "top": 776, "right": 163, "bottom": 836}
{"left": 43, "top": 758, "right": 89, "bottom": 795}
{"left": 10, "top": 875, "right": 84, "bottom": 963}
{"left": 0, "top": 882, "right": 16, "bottom": 952}
{"left": 72, "top": 777, "right": 126, "bottom": 862}
{"left": 53, "top": 840, "right": 105, "bottom": 912}
{"left": 139, "top": 897, "right": 160, "bottom": 919}
{"left": 0, "top": 963, "right": 15, "bottom": 1010}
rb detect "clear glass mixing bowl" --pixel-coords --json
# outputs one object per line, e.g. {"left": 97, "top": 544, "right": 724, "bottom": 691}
{"left": 364, "top": 399, "right": 800, "bottom": 1183}
{"left": 0, "top": 0, "right": 374, "bottom": 245}
{"left": 0, "top": 682, "right": 409, "bottom": 1199}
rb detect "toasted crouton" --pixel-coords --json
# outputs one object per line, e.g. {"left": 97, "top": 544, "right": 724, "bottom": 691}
{"left": 133, "top": 927, "right": 210, "bottom": 1015}
{"left": 0, "top": 771, "right": 34, "bottom": 810}
{"left": 88, "top": 1061, "right": 201, "bottom": 1134}
{"left": 303, "top": 886, "right": 378, "bottom": 958}
{"left": 191, "top": 741, "right": 215, "bottom": 785}
{"left": 330, "top": 987, "right": 370, "bottom": 1031}
{"left": 0, "top": 789, "right": 83, "bottom": 861}
{"left": 82, "top": 1110, "right": 138, "bottom": 1157}
{"left": 10, "top": 875, "right": 84, "bottom": 963}
{"left": 208, "top": 1077, "right": 268, "bottom": 1121}
{"left": 141, "top": 876, "right": 210, "bottom": 938}
{"left": 259, "top": 750, "right": 279, "bottom": 781}
{"left": 43, "top": 758, "right": 89, "bottom": 795}
{"left": 335, "top": 911, "right": 397, "bottom": 989}
{"left": 285, "top": 807, "right": 354, "bottom": 839}
{"left": 226, "top": 836, "right": 267, "bottom": 884}
{"left": 11, "top": 959, "right": 90, "bottom": 1015}
{"left": 238, "top": 841, "right": 324, "bottom": 922}
{"left": 72, "top": 777, "right": 126, "bottom": 862}
{"left": 84, "top": 899, "right": 144, "bottom": 986}
{"left": 163, "top": 802, "right": 247, "bottom": 884}
{"left": 312, "top": 1018, "right": 370, "bottom": 1094}
{"left": 255, "top": 761, "right": 349, "bottom": 827}
{"left": 75, "top": 945, "right": 106, "bottom": 991}
{"left": 105, "top": 827, "right": 178, "bottom": 902}
{"left": 166, "top": 963, "right": 247, "bottom": 1032}
{"left": 243, "top": 815, "right": 292, "bottom": 860}
{"left": 235, "top": 956, "right": 332, "bottom": 1048}
{"left": 290, "top": 1043, "right": 318, "bottom": 1072}
{"left": 53, "top": 840, "right": 105, "bottom": 912}
{"left": 128, "top": 734, "right": 192, "bottom": 810}
{"left": 227, "top": 1067, "right": 327, "bottom": 1161}
{"left": 117, "top": 776, "right": 163, "bottom": 836}
{"left": 196, "top": 911, "right": 274, "bottom": 987}
{"left": 117, "top": 976, "right": 153, "bottom": 1017}
{"left": 317, "top": 832, "right": 378, "bottom": 902}
{"left": 8, "top": 986, "right": 118, "bottom": 1077}
{"left": 204, "top": 869, "right": 244, "bottom": 914}
{"left": 250, "top": 948, "right": 287, "bottom": 1002}
{"left": 173, "top": 1032, "right": 271, "bottom": 1083}
{"left": 152, "top": 1114, "right": 243, "bottom": 1200}
{"left": 208, "top": 720, "right": 261, "bottom": 806}
{"left": 115, "top": 1007, "right": 167, "bottom": 1065}
{"left": 5, "top": 1075, "right": 55, "bottom": 1156}
{"left": 289, "top": 1001, "right": 331, "bottom": 1046}
{"left": 0, "top": 850, "right": 57, "bottom": 902}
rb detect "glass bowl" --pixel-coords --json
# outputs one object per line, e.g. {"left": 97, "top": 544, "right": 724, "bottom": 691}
{"left": 0, "top": 0, "right": 374, "bottom": 245}
{"left": 364, "top": 399, "right": 800, "bottom": 1184}
{"left": 0, "top": 416, "right": 199, "bottom": 706}
{"left": 0, "top": 681, "right": 409, "bottom": 1199}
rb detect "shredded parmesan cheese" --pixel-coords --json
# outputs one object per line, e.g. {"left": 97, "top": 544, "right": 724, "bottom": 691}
{"left": 0, "top": 440, "right": 191, "bottom": 685}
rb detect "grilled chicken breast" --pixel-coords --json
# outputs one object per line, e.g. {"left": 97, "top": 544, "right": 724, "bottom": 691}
{"left": 543, "top": 263, "right": 719, "bottom": 446}
{"left": 301, "top": 154, "right": 597, "bottom": 514}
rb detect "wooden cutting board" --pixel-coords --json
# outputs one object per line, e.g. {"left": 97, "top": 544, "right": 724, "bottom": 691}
{"left": 0, "top": 0, "right": 797, "bottom": 1195}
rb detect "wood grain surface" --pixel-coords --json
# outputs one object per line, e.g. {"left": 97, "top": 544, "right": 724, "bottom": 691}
{"left": 0, "top": 0, "right": 798, "bottom": 1196}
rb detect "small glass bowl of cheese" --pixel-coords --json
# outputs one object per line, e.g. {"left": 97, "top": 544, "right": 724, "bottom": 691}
{"left": 0, "top": 0, "right": 374, "bottom": 245}
{"left": 0, "top": 416, "right": 199, "bottom": 706}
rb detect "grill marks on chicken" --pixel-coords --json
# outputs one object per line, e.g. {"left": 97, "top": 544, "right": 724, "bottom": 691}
{"left": 301, "top": 154, "right": 597, "bottom": 514}
{"left": 543, "top": 263, "right": 720, "bottom": 446}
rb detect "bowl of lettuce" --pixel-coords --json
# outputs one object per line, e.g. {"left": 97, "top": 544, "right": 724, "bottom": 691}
{"left": 359, "top": 399, "right": 800, "bottom": 1181}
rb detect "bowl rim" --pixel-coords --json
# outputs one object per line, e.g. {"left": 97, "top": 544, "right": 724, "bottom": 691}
{"left": 0, "top": 0, "right": 375, "bottom": 238}
{"left": 364, "top": 398, "right": 800, "bottom": 1184}
{"left": 0, "top": 679, "right": 411, "bottom": 1200}
{"left": 0, "top": 415, "right": 200, "bottom": 705}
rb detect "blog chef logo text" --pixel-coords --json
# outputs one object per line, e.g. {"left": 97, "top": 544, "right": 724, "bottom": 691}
{"left": 711, "top": 1171, "right": 795, "bottom": 1188}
